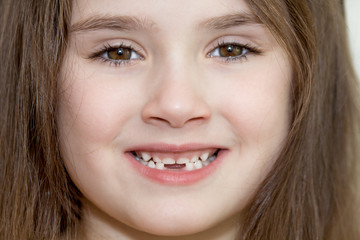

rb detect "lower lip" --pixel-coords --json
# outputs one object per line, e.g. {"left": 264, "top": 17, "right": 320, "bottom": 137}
{"left": 126, "top": 150, "right": 227, "bottom": 185}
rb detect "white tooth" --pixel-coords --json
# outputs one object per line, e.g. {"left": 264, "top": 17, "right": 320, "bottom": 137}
{"left": 200, "top": 152, "right": 209, "bottom": 161}
{"left": 185, "top": 162, "right": 194, "bottom": 170}
{"left": 177, "top": 158, "right": 190, "bottom": 164}
{"left": 141, "top": 152, "right": 151, "bottom": 161}
{"left": 156, "top": 162, "right": 164, "bottom": 170}
{"left": 140, "top": 159, "right": 148, "bottom": 166}
{"left": 202, "top": 160, "right": 210, "bottom": 166}
{"left": 190, "top": 156, "right": 198, "bottom": 163}
{"left": 147, "top": 161, "right": 156, "bottom": 168}
{"left": 162, "top": 158, "right": 175, "bottom": 164}
{"left": 153, "top": 156, "right": 161, "bottom": 163}
{"left": 194, "top": 160, "right": 203, "bottom": 169}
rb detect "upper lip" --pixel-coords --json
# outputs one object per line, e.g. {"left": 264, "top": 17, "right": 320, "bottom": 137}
{"left": 125, "top": 143, "right": 226, "bottom": 153}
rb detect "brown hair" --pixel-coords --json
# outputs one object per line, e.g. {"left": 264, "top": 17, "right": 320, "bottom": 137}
{"left": 241, "top": 0, "right": 360, "bottom": 239}
{"left": 0, "top": 0, "right": 359, "bottom": 239}
{"left": 0, "top": 1, "right": 80, "bottom": 239}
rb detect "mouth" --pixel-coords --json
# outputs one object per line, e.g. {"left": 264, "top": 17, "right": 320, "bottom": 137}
{"left": 126, "top": 144, "right": 227, "bottom": 185}
{"left": 131, "top": 149, "right": 220, "bottom": 171}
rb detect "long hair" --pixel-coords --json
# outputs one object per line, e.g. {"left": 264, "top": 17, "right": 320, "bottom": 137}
{"left": 0, "top": 0, "right": 359, "bottom": 239}
{"left": 241, "top": 0, "right": 360, "bottom": 239}
{"left": 0, "top": 1, "right": 81, "bottom": 239}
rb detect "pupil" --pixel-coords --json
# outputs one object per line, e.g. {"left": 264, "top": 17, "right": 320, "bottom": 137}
{"left": 227, "top": 45, "right": 234, "bottom": 52}
{"left": 117, "top": 48, "right": 124, "bottom": 56}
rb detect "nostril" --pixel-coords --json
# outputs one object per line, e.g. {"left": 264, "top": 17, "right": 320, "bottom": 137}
{"left": 141, "top": 85, "right": 212, "bottom": 128}
{"left": 145, "top": 114, "right": 210, "bottom": 128}
{"left": 147, "top": 116, "right": 173, "bottom": 126}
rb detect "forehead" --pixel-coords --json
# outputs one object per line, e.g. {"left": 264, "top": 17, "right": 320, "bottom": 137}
{"left": 71, "top": 0, "right": 256, "bottom": 29}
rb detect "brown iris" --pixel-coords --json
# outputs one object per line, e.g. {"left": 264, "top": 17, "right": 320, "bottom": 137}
{"left": 219, "top": 44, "right": 244, "bottom": 57}
{"left": 107, "top": 47, "right": 132, "bottom": 60}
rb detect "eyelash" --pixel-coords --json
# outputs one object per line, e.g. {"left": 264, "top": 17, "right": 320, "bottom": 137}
{"left": 88, "top": 41, "right": 262, "bottom": 67}
{"left": 207, "top": 40, "right": 262, "bottom": 62}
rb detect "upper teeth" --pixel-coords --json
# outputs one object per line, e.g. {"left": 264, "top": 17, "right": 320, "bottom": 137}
{"left": 138, "top": 151, "right": 214, "bottom": 163}
{"left": 200, "top": 152, "right": 209, "bottom": 161}
{"left": 133, "top": 150, "right": 218, "bottom": 170}
{"left": 142, "top": 152, "right": 151, "bottom": 161}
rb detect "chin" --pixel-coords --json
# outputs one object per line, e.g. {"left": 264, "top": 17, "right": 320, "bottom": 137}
{"left": 125, "top": 205, "right": 236, "bottom": 238}
{"left": 136, "top": 219, "right": 211, "bottom": 237}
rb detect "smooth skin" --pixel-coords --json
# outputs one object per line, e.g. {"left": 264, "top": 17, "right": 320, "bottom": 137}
{"left": 58, "top": 0, "right": 292, "bottom": 239}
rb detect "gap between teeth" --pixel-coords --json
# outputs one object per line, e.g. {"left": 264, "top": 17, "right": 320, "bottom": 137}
{"left": 134, "top": 151, "right": 217, "bottom": 170}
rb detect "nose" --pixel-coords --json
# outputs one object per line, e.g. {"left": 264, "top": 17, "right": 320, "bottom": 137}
{"left": 141, "top": 67, "right": 211, "bottom": 128}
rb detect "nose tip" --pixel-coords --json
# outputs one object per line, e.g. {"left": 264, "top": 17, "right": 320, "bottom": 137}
{"left": 141, "top": 85, "right": 211, "bottom": 128}
{"left": 142, "top": 99, "right": 211, "bottom": 128}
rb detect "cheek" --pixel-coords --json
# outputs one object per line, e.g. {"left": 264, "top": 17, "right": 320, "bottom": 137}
{"left": 213, "top": 55, "right": 292, "bottom": 151}
{"left": 58, "top": 70, "right": 137, "bottom": 145}
{"left": 225, "top": 83, "right": 290, "bottom": 139}
{"left": 57, "top": 67, "right": 138, "bottom": 196}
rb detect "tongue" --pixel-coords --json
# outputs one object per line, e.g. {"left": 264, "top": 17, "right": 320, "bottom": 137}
{"left": 165, "top": 163, "right": 186, "bottom": 169}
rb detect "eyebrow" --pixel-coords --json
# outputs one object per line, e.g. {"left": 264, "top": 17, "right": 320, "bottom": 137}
{"left": 70, "top": 12, "right": 261, "bottom": 33}
{"left": 70, "top": 15, "right": 156, "bottom": 33}
{"left": 197, "top": 12, "right": 261, "bottom": 30}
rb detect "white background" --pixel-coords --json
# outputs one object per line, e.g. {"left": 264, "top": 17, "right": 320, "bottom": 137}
{"left": 346, "top": 0, "right": 360, "bottom": 78}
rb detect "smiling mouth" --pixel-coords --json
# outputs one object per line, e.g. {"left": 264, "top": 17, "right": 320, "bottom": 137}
{"left": 131, "top": 149, "right": 220, "bottom": 171}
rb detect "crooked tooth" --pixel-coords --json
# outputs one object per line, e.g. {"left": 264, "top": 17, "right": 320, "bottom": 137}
{"left": 156, "top": 162, "right": 164, "bottom": 170}
{"left": 190, "top": 156, "right": 198, "bottom": 163}
{"left": 163, "top": 158, "right": 175, "bottom": 164}
{"left": 153, "top": 156, "right": 161, "bottom": 163}
{"left": 194, "top": 160, "right": 203, "bottom": 169}
{"left": 141, "top": 152, "right": 151, "bottom": 161}
{"left": 177, "top": 158, "right": 190, "bottom": 164}
{"left": 186, "top": 162, "right": 194, "bottom": 170}
{"left": 200, "top": 152, "right": 209, "bottom": 161}
{"left": 147, "top": 161, "right": 156, "bottom": 168}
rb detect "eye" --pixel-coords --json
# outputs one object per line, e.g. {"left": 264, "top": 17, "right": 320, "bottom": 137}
{"left": 208, "top": 42, "right": 261, "bottom": 61}
{"left": 105, "top": 46, "right": 141, "bottom": 61}
{"left": 89, "top": 43, "right": 144, "bottom": 67}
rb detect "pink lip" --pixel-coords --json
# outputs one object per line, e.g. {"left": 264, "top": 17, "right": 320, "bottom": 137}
{"left": 125, "top": 143, "right": 228, "bottom": 185}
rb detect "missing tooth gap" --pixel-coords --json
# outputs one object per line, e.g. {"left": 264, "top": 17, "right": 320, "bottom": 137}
{"left": 165, "top": 163, "right": 186, "bottom": 169}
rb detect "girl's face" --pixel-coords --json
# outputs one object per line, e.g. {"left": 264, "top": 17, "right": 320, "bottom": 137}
{"left": 59, "top": 0, "right": 291, "bottom": 238}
